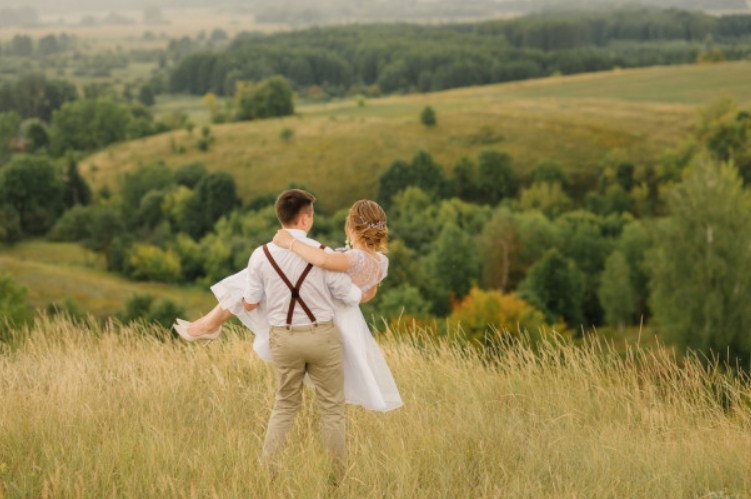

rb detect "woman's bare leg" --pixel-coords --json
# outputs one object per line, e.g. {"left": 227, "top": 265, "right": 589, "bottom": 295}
{"left": 188, "top": 304, "right": 234, "bottom": 336}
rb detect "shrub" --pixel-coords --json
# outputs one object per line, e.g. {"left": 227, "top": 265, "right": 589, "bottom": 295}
{"left": 449, "top": 288, "right": 551, "bottom": 346}
{"left": 420, "top": 105, "right": 436, "bottom": 127}
{"left": 127, "top": 244, "right": 182, "bottom": 282}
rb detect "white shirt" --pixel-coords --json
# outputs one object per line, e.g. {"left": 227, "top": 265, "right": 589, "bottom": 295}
{"left": 242, "top": 229, "right": 362, "bottom": 327}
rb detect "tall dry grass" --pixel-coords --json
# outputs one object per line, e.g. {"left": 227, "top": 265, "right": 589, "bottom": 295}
{"left": 1, "top": 317, "right": 750, "bottom": 497}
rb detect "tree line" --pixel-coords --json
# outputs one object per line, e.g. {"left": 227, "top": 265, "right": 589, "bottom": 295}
{"left": 169, "top": 8, "right": 751, "bottom": 97}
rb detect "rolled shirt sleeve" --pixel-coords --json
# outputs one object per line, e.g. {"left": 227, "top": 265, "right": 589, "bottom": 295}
{"left": 326, "top": 268, "right": 362, "bottom": 306}
{"left": 242, "top": 248, "right": 265, "bottom": 305}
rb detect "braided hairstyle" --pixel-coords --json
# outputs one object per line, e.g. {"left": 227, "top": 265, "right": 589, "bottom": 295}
{"left": 346, "top": 199, "right": 388, "bottom": 252}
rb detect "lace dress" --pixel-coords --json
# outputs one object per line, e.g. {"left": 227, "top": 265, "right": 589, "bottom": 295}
{"left": 210, "top": 248, "right": 403, "bottom": 412}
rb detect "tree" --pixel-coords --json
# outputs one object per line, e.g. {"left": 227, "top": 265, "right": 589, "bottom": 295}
{"left": 51, "top": 98, "right": 131, "bottom": 153}
{"left": 0, "top": 111, "right": 20, "bottom": 162}
{"left": 127, "top": 244, "right": 182, "bottom": 282}
{"left": 376, "top": 151, "right": 448, "bottom": 209}
{"left": 138, "top": 84, "right": 156, "bottom": 106}
{"left": 649, "top": 160, "right": 751, "bottom": 365}
{"left": 518, "top": 248, "right": 585, "bottom": 328}
{"left": 63, "top": 158, "right": 92, "bottom": 208}
{"left": 377, "top": 284, "right": 431, "bottom": 321}
{"left": 0, "top": 155, "right": 65, "bottom": 235}
{"left": 476, "top": 149, "right": 516, "bottom": 205}
{"left": 420, "top": 106, "right": 436, "bottom": 127}
{"left": 597, "top": 251, "right": 635, "bottom": 329}
{"left": 121, "top": 162, "right": 175, "bottom": 220}
{"left": 425, "top": 223, "right": 480, "bottom": 313}
{"left": 235, "top": 76, "right": 294, "bottom": 121}
{"left": 23, "top": 119, "right": 49, "bottom": 153}
{"left": 196, "top": 172, "right": 239, "bottom": 229}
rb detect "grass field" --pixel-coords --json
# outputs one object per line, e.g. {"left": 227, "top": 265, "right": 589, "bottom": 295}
{"left": 80, "top": 61, "right": 751, "bottom": 212}
{"left": 0, "top": 241, "right": 214, "bottom": 318}
{"left": 0, "top": 318, "right": 749, "bottom": 497}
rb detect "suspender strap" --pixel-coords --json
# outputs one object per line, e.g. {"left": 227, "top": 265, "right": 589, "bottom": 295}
{"left": 262, "top": 243, "right": 326, "bottom": 326}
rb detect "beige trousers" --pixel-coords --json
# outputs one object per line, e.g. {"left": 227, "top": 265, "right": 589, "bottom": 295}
{"left": 261, "top": 320, "right": 346, "bottom": 465}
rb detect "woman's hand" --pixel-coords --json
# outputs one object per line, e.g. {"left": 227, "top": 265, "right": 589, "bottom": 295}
{"left": 273, "top": 229, "right": 295, "bottom": 249}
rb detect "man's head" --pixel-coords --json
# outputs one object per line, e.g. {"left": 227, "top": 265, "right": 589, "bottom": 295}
{"left": 275, "top": 189, "right": 316, "bottom": 231}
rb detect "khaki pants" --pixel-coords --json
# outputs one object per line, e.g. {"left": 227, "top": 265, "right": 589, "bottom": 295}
{"left": 261, "top": 321, "right": 345, "bottom": 466}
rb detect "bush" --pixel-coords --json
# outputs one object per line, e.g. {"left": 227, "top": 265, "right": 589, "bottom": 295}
{"left": 420, "top": 106, "right": 436, "bottom": 127}
{"left": 0, "top": 273, "right": 34, "bottom": 337}
{"left": 449, "top": 288, "right": 550, "bottom": 345}
{"left": 117, "top": 293, "right": 186, "bottom": 328}
{"left": 127, "top": 244, "right": 182, "bottom": 282}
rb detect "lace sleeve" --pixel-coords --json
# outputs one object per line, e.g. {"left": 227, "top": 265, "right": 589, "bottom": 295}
{"left": 345, "top": 249, "right": 386, "bottom": 292}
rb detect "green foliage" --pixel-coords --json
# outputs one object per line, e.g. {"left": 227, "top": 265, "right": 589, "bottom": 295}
{"left": 475, "top": 149, "right": 517, "bottom": 205}
{"left": 50, "top": 98, "right": 131, "bottom": 154}
{"left": 0, "top": 155, "right": 65, "bottom": 235}
{"left": 649, "top": 160, "right": 751, "bottom": 364}
{"left": 518, "top": 248, "right": 585, "bottom": 328}
{"left": 234, "top": 76, "right": 294, "bottom": 121}
{"left": 0, "top": 205, "right": 22, "bottom": 243}
{"left": 45, "top": 298, "right": 86, "bottom": 323}
{"left": 174, "top": 162, "right": 208, "bottom": 188}
{"left": 279, "top": 127, "right": 294, "bottom": 141}
{"left": 518, "top": 182, "right": 573, "bottom": 218}
{"left": 420, "top": 106, "right": 436, "bottom": 127}
{"left": 118, "top": 293, "right": 186, "bottom": 328}
{"left": 425, "top": 223, "right": 480, "bottom": 313}
{"left": 532, "top": 160, "right": 570, "bottom": 188}
{"left": 196, "top": 126, "right": 214, "bottom": 151}
{"left": 121, "top": 162, "right": 175, "bottom": 220}
{"left": 377, "top": 284, "right": 431, "bottom": 321}
{"left": 0, "top": 273, "right": 34, "bottom": 335}
{"left": 0, "top": 111, "right": 20, "bottom": 162}
{"left": 62, "top": 158, "right": 92, "bottom": 208}
{"left": 127, "top": 244, "right": 182, "bottom": 283}
{"left": 168, "top": 8, "right": 749, "bottom": 99}
{"left": 376, "top": 150, "right": 448, "bottom": 209}
{"left": 0, "top": 73, "right": 77, "bottom": 121}
{"left": 597, "top": 251, "right": 636, "bottom": 329}
{"left": 23, "top": 119, "right": 50, "bottom": 153}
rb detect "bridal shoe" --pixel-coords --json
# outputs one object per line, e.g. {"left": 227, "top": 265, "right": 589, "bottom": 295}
{"left": 173, "top": 320, "right": 222, "bottom": 343}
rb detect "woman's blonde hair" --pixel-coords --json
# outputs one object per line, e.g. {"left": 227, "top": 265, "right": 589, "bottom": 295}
{"left": 346, "top": 199, "right": 388, "bottom": 252}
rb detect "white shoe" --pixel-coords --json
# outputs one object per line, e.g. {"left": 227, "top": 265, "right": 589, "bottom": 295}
{"left": 173, "top": 320, "right": 222, "bottom": 343}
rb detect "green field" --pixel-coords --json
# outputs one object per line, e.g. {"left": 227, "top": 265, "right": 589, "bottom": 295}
{"left": 0, "top": 241, "right": 214, "bottom": 319}
{"left": 80, "top": 61, "right": 751, "bottom": 212}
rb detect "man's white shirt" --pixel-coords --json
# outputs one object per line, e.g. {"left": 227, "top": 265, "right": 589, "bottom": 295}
{"left": 242, "top": 229, "right": 362, "bottom": 327}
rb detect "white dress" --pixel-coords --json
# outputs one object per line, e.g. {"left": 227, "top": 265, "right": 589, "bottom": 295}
{"left": 210, "top": 248, "right": 403, "bottom": 412}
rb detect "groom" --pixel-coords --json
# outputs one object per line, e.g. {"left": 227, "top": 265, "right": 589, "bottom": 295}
{"left": 241, "top": 189, "right": 363, "bottom": 470}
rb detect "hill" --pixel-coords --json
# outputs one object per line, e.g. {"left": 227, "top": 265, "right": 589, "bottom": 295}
{"left": 0, "top": 318, "right": 749, "bottom": 496}
{"left": 80, "top": 61, "right": 751, "bottom": 212}
{"left": 0, "top": 241, "right": 215, "bottom": 318}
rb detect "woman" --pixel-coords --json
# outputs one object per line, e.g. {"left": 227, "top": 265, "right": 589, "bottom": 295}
{"left": 174, "top": 200, "right": 402, "bottom": 412}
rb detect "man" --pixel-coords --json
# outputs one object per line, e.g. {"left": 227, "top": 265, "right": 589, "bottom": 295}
{"left": 241, "top": 189, "right": 363, "bottom": 470}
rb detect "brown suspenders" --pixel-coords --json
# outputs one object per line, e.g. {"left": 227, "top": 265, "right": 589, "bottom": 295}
{"left": 262, "top": 243, "right": 326, "bottom": 326}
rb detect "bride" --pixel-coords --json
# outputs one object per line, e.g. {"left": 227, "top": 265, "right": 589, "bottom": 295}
{"left": 174, "top": 199, "right": 403, "bottom": 412}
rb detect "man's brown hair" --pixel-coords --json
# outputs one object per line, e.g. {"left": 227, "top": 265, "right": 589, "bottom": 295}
{"left": 275, "top": 189, "right": 316, "bottom": 225}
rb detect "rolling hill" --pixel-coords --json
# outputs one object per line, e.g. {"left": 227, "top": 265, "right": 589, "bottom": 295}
{"left": 80, "top": 61, "right": 751, "bottom": 213}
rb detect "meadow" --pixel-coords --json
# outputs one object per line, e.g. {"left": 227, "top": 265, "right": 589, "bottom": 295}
{"left": 0, "top": 317, "right": 749, "bottom": 497}
{"left": 80, "top": 61, "right": 751, "bottom": 212}
{"left": 0, "top": 241, "right": 214, "bottom": 318}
